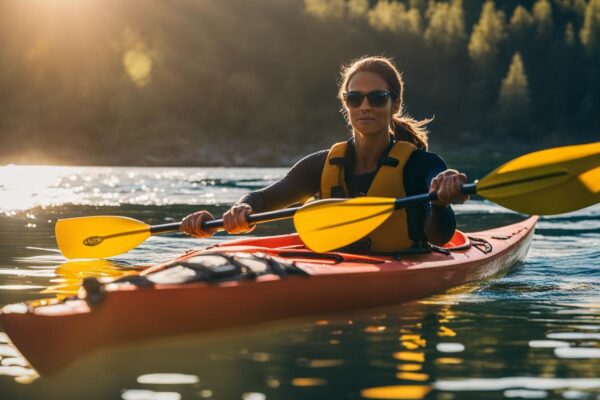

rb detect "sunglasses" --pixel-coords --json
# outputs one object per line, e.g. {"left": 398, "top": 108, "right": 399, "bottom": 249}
{"left": 343, "top": 90, "right": 393, "bottom": 108}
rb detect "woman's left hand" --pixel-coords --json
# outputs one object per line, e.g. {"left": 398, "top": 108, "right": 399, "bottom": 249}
{"left": 429, "top": 169, "right": 469, "bottom": 207}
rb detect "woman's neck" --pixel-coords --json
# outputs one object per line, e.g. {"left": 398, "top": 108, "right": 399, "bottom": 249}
{"left": 352, "top": 129, "right": 392, "bottom": 175}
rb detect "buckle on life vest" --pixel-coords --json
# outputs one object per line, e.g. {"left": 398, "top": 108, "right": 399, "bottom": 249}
{"left": 378, "top": 157, "right": 399, "bottom": 167}
{"left": 329, "top": 157, "right": 346, "bottom": 166}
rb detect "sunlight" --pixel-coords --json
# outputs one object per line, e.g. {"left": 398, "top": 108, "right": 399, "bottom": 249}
{"left": 122, "top": 28, "right": 154, "bottom": 87}
{"left": 124, "top": 49, "right": 153, "bottom": 87}
{"left": 0, "top": 165, "right": 76, "bottom": 212}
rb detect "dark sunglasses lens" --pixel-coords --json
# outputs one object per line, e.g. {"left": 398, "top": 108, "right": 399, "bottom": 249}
{"left": 367, "top": 92, "right": 390, "bottom": 107}
{"left": 345, "top": 92, "right": 364, "bottom": 108}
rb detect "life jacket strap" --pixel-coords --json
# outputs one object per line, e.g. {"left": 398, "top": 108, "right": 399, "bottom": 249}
{"left": 378, "top": 156, "right": 400, "bottom": 167}
{"left": 329, "top": 157, "right": 346, "bottom": 166}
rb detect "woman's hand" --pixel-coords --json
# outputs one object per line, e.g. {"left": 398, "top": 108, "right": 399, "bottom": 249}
{"left": 180, "top": 210, "right": 218, "bottom": 238}
{"left": 223, "top": 203, "right": 255, "bottom": 234}
{"left": 429, "top": 169, "right": 469, "bottom": 207}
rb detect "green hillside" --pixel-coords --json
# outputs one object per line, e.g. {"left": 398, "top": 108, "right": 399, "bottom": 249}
{"left": 0, "top": 0, "right": 598, "bottom": 165}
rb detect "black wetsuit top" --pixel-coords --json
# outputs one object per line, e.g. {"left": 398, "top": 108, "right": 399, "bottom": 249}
{"left": 238, "top": 140, "right": 456, "bottom": 246}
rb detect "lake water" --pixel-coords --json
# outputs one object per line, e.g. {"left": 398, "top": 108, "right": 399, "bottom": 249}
{"left": 0, "top": 165, "right": 599, "bottom": 400}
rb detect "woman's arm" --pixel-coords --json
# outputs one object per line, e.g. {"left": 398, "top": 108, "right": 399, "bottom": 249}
{"left": 182, "top": 150, "right": 327, "bottom": 237}
{"left": 424, "top": 203, "right": 456, "bottom": 246}
{"left": 221, "top": 150, "right": 327, "bottom": 234}
{"left": 426, "top": 167, "right": 468, "bottom": 246}
{"left": 236, "top": 150, "right": 328, "bottom": 212}
{"left": 187, "top": 150, "right": 328, "bottom": 236}
{"left": 406, "top": 151, "right": 465, "bottom": 246}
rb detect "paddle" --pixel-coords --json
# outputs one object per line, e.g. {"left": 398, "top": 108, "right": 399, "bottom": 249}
{"left": 294, "top": 141, "right": 600, "bottom": 252}
{"left": 55, "top": 208, "right": 300, "bottom": 259}
{"left": 56, "top": 141, "right": 600, "bottom": 259}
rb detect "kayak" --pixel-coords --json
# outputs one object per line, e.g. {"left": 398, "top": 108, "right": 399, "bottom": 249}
{"left": 1, "top": 216, "right": 536, "bottom": 374}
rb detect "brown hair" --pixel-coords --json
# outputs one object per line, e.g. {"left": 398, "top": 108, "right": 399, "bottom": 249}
{"left": 337, "top": 55, "right": 431, "bottom": 150}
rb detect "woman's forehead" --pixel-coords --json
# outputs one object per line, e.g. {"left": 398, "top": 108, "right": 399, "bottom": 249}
{"left": 347, "top": 71, "right": 389, "bottom": 92}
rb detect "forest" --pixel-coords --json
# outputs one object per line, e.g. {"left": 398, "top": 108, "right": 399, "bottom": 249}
{"left": 0, "top": 0, "right": 598, "bottom": 166}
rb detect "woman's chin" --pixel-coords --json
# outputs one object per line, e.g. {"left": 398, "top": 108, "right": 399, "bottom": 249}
{"left": 353, "top": 127, "right": 387, "bottom": 137}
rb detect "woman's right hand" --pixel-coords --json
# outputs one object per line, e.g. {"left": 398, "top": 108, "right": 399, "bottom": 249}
{"left": 180, "top": 210, "right": 218, "bottom": 238}
{"left": 223, "top": 203, "right": 255, "bottom": 234}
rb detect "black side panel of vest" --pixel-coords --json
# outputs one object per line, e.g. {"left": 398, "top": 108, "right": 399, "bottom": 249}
{"left": 331, "top": 186, "right": 346, "bottom": 198}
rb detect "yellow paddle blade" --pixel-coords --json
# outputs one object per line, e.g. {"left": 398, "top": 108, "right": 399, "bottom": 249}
{"left": 477, "top": 142, "right": 600, "bottom": 215}
{"left": 294, "top": 197, "right": 395, "bottom": 252}
{"left": 55, "top": 216, "right": 151, "bottom": 259}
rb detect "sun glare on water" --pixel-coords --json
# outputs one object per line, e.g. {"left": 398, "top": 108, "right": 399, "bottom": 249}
{"left": 0, "top": 165, "right": 79, "bottom": 212}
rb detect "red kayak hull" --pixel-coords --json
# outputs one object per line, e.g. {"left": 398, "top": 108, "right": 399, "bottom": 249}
{"left": 0, "top": 216, "right": 537, "bottom": 374}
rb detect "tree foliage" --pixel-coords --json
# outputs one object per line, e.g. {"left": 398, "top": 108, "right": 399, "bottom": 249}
{"left": 424, "top": 0, "right": 466, "bottom": 51}
{"left": 565, "top": 21, "right": 576, "bottom": 45}
{"left": 533, "top": 0, "right": 554, "bottom": 38}
{"left": 368, "top": 0, "right": 422, "bottom": 35}
{"left": 0, "top": 0, "right": 598, "bottom": 166}
{"left": 347, "top": 0, "right": 369, "bottom": 18}
{"left": 510, "top": 5, "right": 535, "bottom": 37}
{"left": 304, "top": 0, "right": 345, "bottom": 19}
{"left": 468, "top": 1, "right": 507, "bottom": 66}
{"left": 580, "top": 0, "right": 600, "bottom": 54}
{"left": 499, "top": 53, "right": 531, "bottom": 125}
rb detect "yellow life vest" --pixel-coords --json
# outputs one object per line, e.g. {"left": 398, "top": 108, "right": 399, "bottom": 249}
{"left": 319, "top": 140, "right": 416, "bottom": 252}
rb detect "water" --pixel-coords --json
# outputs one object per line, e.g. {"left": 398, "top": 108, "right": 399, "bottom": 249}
{"left": 0, "top": 165, "right": 599, "bottom": 400}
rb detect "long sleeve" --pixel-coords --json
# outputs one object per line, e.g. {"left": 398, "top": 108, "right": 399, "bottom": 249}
{"left": 404, "top": 150, "right": 456, "bottom": 246}
{"left": 236, "top": 150, "right": 328, "bottom": 212}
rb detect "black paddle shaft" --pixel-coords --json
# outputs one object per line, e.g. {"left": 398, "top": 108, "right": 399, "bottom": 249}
{"left": 149, "top": 207, "right": 301, "bottom": 235}
{"left": 150, "top": 182, "right": 478, "bottom": 235}
{"left": 393, "top": 182, "right": 477, "bottom": 210}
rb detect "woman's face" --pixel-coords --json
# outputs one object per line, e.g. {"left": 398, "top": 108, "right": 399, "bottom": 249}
{"left": 345, "top": 71, "right": 398, "bottom": 138}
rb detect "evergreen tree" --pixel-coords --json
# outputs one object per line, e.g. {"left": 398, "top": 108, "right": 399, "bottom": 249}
{"left": 468, "top": 1, "right": 507, "bottom": 66}
{"left": 499, "top": 53, "right": 532, "bottom": 131}
{"left": 574, "top": 0, "right": 588, "bottom": 17}
{"left": 565, "top": 21, "right": 576, "bottom": 46}
{"left": 509, "top": 5, "right": 534, "bottom": 37}
{"left": 347, "top": 0, "right": 369, "bottom": 19}
{"left": 533, "top": 0, "right": 554, "bottom": 39}
{"left": 580, "top": 0, "right": 600, "bottom": 55}
{"left": 409, "top": 0, "right": 427, "bottom": 16}
{"left": 557, "top": 0, "right": 587, "bottom": 18}
{"left": 509, "top": 4, "right": 535, "bottom": 54}
{"left": 368, "top": 0, "right": 421, "bottom": 35}
{"left": 425, "top": 0, "right": 436, "bottom": 20}
{"left": 424, "top": 0, "right": 466, "bottom": 51}
{"left": 304, "top": 0, "right": 345, "bottom": 19}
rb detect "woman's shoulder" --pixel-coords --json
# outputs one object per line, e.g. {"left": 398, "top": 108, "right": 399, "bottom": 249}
{"left": 294, "top": 149, "right": 329, "bottom": 166}
{"left": 406, "top": 148, "right": 448, "bottom": 172}
{"left": 409, "top": 148, "right": 446, "bottom": 165}
{"left": 287, "top": 149, "right": 329, "bottom": 176}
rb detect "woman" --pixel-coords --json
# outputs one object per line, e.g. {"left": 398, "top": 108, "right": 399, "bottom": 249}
{"left": 181, "top": 56, "right": 468, "bottom": 252}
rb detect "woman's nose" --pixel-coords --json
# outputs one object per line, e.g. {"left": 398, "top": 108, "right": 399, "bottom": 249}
{"left": 358, "top": 97, "right": 371, "bottom": 110}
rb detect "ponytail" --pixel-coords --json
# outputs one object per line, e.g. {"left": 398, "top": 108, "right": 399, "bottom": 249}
{"left": 392, "top": 114, "right": 431, "bottom": 151}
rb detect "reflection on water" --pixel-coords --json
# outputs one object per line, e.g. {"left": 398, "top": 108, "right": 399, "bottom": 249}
{"left": 0, "top": 166, "right": 599, "bottom": 399}
{"left": 1, "top": 294, "right": 600, "bottom": 398}
{"left": 44, "top": 259, "right": 139, "bottom": 297}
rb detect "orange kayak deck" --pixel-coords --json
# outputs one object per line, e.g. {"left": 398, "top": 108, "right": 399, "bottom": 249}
{"left": 0, "top": 216, "right": 537, "bottom": 375}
